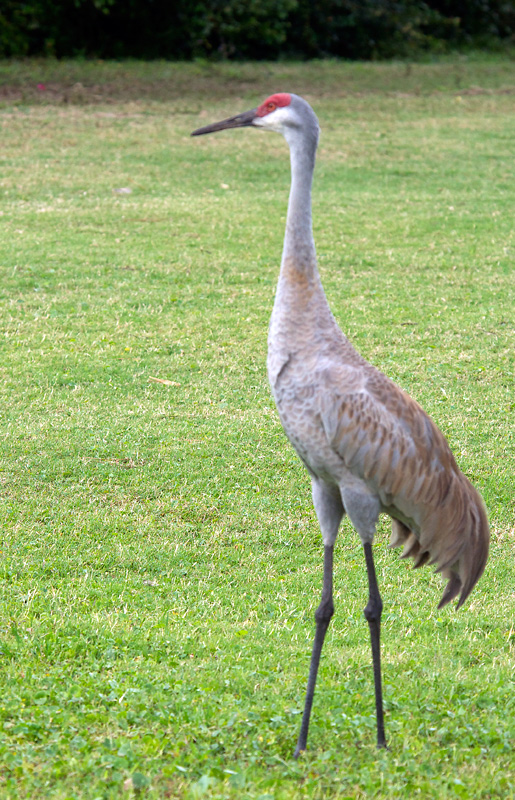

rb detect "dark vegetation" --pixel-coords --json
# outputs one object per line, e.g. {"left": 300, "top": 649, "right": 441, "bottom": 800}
{"left": 1, "top": 0, "right": 514, "bottom": 60}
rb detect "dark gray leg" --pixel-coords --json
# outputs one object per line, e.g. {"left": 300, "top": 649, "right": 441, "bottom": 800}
{"left": 294, "top": 544, "right": 334, "bottom": 758}
{"left": 363, "top": 541, "right": 387, "bottom": 749}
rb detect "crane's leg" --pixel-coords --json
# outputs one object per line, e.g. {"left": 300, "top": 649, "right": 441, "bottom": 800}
{"left": 294, "top": 481, "right": 343, "bottom": 758}
{"left": 294, "top": 543, "right": 334, "bottom": 758}
{"left": 340, "top": 487, "right": 386, "bottom": 749}
{"left": 363, "top": 541, "right": 387, "bottom": 749}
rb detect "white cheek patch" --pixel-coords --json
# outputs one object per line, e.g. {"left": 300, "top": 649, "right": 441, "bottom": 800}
{"left": 254, "top": 106, "right": 291, "bottom": 132}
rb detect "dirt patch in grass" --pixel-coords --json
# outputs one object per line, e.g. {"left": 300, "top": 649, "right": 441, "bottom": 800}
{"left": 1, "top": 56, "right": 515, "bottom": 107}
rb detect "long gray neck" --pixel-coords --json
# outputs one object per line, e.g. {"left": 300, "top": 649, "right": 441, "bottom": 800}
{"left": 281, "top": 131, "right": 318, "bottom": 277}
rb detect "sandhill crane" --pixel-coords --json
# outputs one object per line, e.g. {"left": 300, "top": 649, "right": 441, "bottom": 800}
{"left": 191, "top": 93, "right": 489, "bottom": 757}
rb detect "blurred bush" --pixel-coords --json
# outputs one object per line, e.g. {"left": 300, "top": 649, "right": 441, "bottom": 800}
{"left": 1, "top": 0, "right": 513, "bottom": 59}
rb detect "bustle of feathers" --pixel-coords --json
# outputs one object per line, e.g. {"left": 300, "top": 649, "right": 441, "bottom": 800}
{"left": 321, "top": 355, "right": 489, "bottom": 609}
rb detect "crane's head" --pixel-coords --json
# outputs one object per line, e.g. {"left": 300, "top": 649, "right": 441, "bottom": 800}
{"left": 191, "top": 92, "right": 319, "bottom": 149}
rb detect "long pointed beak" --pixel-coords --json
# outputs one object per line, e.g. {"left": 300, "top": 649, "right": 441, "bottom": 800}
{"left": 191, "top": 108, "right": 258, "bottom": 136}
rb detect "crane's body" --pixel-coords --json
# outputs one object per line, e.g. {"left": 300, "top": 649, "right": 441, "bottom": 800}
{"left": 192, "top": 93, "right": 489, "bottom": 756}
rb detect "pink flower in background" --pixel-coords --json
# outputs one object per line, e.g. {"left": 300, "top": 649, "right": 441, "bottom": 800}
{"left": 37, "top": 83, "right": 46, "bottom": 91}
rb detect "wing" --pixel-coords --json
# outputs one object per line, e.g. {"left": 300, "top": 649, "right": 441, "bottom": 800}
{"left": 317, "top": 361, "right": 489, "bottom": 608}
{"left": 317, "top": 363, "right": 458, "bottom": 510}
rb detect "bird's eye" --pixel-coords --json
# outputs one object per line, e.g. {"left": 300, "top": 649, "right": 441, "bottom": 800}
{"left": 267, "top": 102, "right": 276, "bottom": 112}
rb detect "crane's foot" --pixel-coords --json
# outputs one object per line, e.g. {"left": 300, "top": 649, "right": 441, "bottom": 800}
{"left": 377, "top": 737, "right": 388, "bottom": 750}
{"left": 293, "top": 744, "right": 304, "bottom": 759}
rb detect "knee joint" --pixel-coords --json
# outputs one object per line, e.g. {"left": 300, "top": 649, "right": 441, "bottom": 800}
{"left": 315, "top": 598, "right": 334, "bottom": 625}
{"left": 364, "top": 596, "right": 382, "bottom": 624}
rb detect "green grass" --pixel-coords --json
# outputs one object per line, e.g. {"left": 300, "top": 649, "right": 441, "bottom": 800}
{"left": 0, "top": 56, "right": 514, "bottom": 799}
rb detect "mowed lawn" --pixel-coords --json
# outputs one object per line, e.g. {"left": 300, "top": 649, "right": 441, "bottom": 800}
{"left": 0, "top": 57, "right": 514, "bottom": 799}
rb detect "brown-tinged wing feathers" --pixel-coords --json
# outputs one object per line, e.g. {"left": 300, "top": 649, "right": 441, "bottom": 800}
{"left": 318, "top": 364, "right": 489, "bottom": 607}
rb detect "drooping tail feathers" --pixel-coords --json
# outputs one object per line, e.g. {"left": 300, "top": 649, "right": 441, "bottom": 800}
{"left": 389, "top": 471, "right": 489, "bottom": 609}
